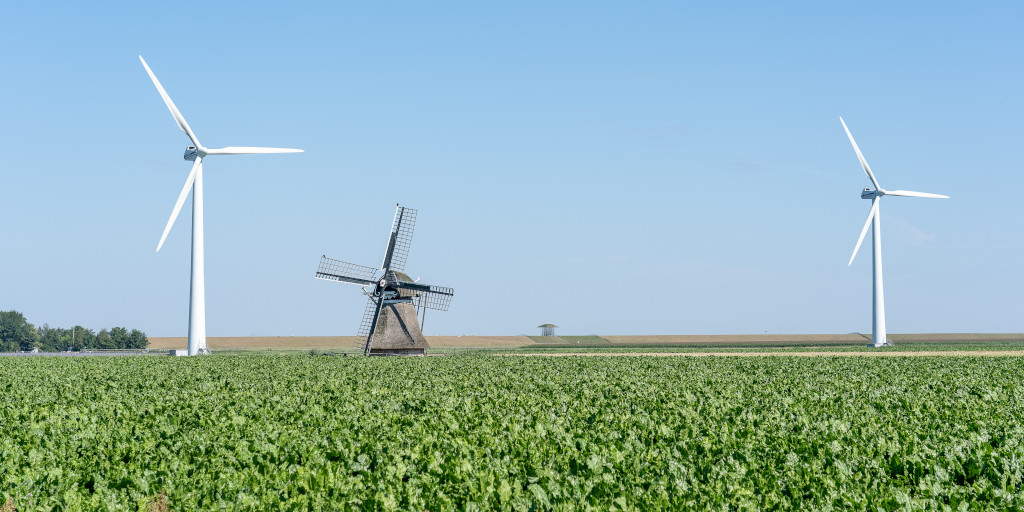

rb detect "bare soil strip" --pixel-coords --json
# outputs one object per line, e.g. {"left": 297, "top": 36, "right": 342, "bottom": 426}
{"left": 501, "top": 351, "right": 1024, "bottom": 357}
{"left": 146, "top": 334, "right": 1024, "bottom": 351}
{"left": 147, "top": 335, "right": 535, "bottom": 350}
{"left": 147, "top": 336, "right": 360, "bottom": 350}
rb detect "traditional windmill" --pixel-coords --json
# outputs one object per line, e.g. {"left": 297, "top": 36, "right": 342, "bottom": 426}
{"left": 316, "top": 205, "right": 454, "bottom": 355}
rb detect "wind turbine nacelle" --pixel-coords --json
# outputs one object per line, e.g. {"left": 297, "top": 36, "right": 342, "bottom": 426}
{"left": 183, "top": 146, "right": 199, "bottom": 161}
{"left": 861, "top": 188, "right": 881, "bottom": 199}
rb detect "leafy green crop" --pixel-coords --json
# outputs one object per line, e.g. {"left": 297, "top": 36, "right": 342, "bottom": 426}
{"left": 1, "top": 356, "right": 1023, "bottom": 510}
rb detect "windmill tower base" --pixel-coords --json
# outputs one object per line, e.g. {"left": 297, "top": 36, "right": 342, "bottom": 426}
{"left": 367, "top": 301, "right": 430, "bottom": 356}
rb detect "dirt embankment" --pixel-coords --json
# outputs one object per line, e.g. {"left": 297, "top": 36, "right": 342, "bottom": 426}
{"left": 147, "top": 336, "right": 360, "bottom": 350}
{"left": 147, "top": 335, "right": 535, "bottom": 350}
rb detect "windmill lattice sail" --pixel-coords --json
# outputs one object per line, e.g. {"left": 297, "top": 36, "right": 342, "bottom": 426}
{"left": 383, "top": 206, "right": 417, "bottom": 273}
{"left": 316, "top": 256, "right": 378, "bottom": 286}
{"left": 418, "top": 285, "right": 454, "bottom": 311}
{"left": 356, "top": 297, "right": 380, "bottom": 351}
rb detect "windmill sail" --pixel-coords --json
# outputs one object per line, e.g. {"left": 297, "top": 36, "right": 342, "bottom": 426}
{"left": 355, "top": 296, "right": 380, "bottom": 352}
{"left": 383, "top": 205, "right": 417, "bottom": 273}
{"left": 417, "top": 285, "right": 455, "bottom": 311}
{"left": 315, "top": 256, "right": 379, "bottom": 286}
{"left": 390, "top": 279, "right": 454, "bottom": 311}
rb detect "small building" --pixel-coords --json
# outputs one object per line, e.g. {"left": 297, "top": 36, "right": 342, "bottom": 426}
{"left": 537, "top": 324, "right": 558, "bottom": 336}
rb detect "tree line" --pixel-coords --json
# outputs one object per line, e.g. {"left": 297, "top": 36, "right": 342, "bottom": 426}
{"left": 0, "top": 310, "right": 148, "bottom": 352}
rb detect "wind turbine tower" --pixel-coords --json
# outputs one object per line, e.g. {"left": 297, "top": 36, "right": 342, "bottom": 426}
{"left": 140, "top": 55, "right": 303, "bottom": 355}
{"left": 841, "top": 117, "right": 948, "bottom": 348}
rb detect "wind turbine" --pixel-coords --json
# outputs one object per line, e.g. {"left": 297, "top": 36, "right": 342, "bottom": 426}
{"left": 841, "top": 117, "right": 947, "bottom": 348}
{"left": 140, "top": 55, "right": 302, "bottom": 356}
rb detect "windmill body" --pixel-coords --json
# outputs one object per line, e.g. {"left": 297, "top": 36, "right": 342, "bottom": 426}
{"left": 316, "top": 205, "right": 454, "bottom": 356}
{"left": 140, "top": 55, "right": 302, "bottom": 355}
{"left": 841, "top": 117, "right": 947, "bottom": 347}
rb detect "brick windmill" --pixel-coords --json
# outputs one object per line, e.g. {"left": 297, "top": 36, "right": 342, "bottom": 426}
{"left": 315, "top": 205, "right": 454, "bottom": 355}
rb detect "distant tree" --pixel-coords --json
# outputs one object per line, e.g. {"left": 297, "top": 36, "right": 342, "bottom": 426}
{"left": 0, "top": 310, "right": 37, "bottom": 351}
{"left": 95, "top": 329, "right": 115, "bottom": 350}
{"left": 36, "top": 324, "right": 73, "bottom": 352}
{"left": 74, "top": 327, "right": 95, "bottom": 350}
{"left": 57, "top": 328, "right": 73, "bottom": 351}
{"left": 128, "top": 329, "right": 149, "bottom": 349}
{"left": 2, "top": 313, "right": 149, "bottom": 352}
{"left": 110, "top": 327, "right": 129, "bottom": 348}
{"left": 37, "top": 323, "right": 56, "bottom": 351}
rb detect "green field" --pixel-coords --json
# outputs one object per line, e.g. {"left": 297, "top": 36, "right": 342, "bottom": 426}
{"left": 2, "top": 355, "right": 1024, "bottom": 510}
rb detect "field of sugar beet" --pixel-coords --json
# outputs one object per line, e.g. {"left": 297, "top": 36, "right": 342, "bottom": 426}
{"left": 2, "top": 353, "right": 1024, "bottom": 510}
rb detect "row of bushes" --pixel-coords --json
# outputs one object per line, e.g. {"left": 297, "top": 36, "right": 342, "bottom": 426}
{"left": 0, "top": 310, "right": 148, "bottom": 352}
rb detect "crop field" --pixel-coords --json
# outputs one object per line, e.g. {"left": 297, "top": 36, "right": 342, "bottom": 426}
{"left": 2, "top": 355, "right": 1024, "bottom": 510}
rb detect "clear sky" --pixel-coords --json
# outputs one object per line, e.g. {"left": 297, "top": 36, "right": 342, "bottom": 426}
{"left": 1, "top": 1, "right": 1021, "bottom": 337}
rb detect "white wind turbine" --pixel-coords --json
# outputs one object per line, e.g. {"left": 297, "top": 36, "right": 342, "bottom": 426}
{"left": 140, "top": 55, "right": 302, "bottom": 356}
{"left": 841, "top": 117, "right": 947, "bottom": 347}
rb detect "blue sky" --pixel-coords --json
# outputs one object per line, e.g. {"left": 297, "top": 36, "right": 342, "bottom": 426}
{"left": 1, "top": 1, "right": 1021, "bottom": 336}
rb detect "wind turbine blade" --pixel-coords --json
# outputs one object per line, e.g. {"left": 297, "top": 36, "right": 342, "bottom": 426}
{"left": 884, "top": 190, "right": 949, "bottom": 199}
{"left": 203, "top": 147, "right": 303, "bottom": 155}
{"left": 157, "top": 158, "right": 202, "bottom": 252}
{"left": 139, "top": 55, "right": 202, "bottom": 148}
{"left": 849, "top": 197, "right": 879, "bottom": 266}
{"left": 840, "top": 117, "right": 880, "bottom": 190}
